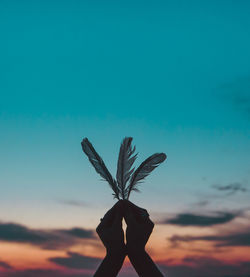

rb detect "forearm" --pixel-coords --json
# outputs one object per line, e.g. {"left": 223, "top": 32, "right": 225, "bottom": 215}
{"left": 128, "top": 249, "right": 164, "bottom": 277}
{"left": 94, "top": 251, "right": 126, "bottom": 277}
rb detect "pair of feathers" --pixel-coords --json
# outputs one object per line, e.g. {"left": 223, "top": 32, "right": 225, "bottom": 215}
{"left": 81, "top": 137, "right": 167, "bottom": 200}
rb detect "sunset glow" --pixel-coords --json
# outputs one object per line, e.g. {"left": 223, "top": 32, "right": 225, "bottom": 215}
{"left": 1, "top": 0, "right": 250, "bottom": 276}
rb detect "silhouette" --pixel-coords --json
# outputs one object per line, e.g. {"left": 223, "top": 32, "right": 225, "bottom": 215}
{"left": 94, "top": 200, "right": 164, "bottom": 277}
{"left": 81, "top": 137, "right": 166, "bottom": 200}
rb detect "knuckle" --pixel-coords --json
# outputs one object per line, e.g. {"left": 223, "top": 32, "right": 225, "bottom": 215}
{"left": 149, "top": 220, "right": 154, "bottom": 229}
{"left": 96, "top": 225, "right": 101, "bottom": 234}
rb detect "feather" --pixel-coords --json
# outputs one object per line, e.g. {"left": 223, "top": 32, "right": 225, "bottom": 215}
{"left": 116, "top": 137, "right": 137, "bottom": 199}
{"left": 126, "top": 153, "right": 167, "bottom": 199}
{"left": 81, "top": 138, "right": 120, "bottom": 199}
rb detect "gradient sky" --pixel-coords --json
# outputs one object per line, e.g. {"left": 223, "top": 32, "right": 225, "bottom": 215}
{"left": 0, "top": 1, "right": 250, "bottom": 276}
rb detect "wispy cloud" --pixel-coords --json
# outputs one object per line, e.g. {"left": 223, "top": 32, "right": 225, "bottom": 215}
{"left": 0, "top": 261, "right": 12, "bottom": 270}
{"left": 195, "top": 200, "right": 209, "bottom": 207}
{"left": 49, "top": 251, "right": 101, "bottom": 270}
{"left": 219, "top": 76, "right": 250, "bottom": 119}
{"left": 0, "top": 222, "right": 95, "bottom": 250}
{"left": 212, "top": 183, "right": 247, "bottom": 195}
{"left": 159, "top": 211, "right": 238, "bottom": 227}
{"left": 59, "top": 228, "right": 94, "bottom": 239}
{"left": 0, "top": 269, "right": 93, "bottom": 277}
{"left": 231, "top": 93, "right": 250, "bottom": 117}
{"left": 188, "top": 181, "right": 249, "bottom": 211}
{"left": 169, "top": 230, "right": 250, "bottom": 247}
{"left": 1, "top": 259, "right": 250, "bottom": 277}
{"left": 158, "top": 256, "right": 250, "bottom": 277}
{"left": 58, "top": 200, "right": 89, "bottom": 208}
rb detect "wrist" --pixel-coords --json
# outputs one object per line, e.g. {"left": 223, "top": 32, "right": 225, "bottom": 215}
{"left": 106, "top": 246, "right": 127, "bottom": 259}
{"left": 126, "top": 244, "right": 146, "bottom": 257}
{"left": 94, "top": 248, "right": 126, "bottom": 277}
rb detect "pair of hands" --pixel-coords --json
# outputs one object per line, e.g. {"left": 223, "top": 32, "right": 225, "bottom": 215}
{"left": 96, "top": 200, "right": 154, "bottom": 257}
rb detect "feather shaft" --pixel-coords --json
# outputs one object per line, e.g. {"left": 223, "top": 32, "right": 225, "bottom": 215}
{"left": 81, "top": 138, "right": 120, "bottom": 199}
{"left": 116, "top": 137, "right": 137, "bottom": 199}
{"left": 126, "top": 153, "right": 167, "bottom": 199}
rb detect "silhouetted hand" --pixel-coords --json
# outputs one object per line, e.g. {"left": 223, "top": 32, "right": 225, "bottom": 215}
{"left": 94, "top": 201, "right": 126, "bottom": 277}
{"left": 94, "top": 200, "right": 164, "bottom": 277}
{"left": 123, "top": 200, "right": 164, "bottom": 277}
{"left": 123, "top": 200, "right": 154, "bottom": 253}
{"left": 96, "top": 200, "right": 126, "bottom": 256}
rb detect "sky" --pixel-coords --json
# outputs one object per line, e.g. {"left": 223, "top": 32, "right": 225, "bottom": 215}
{"left": 0, "top": 0, "right": 250, "bottom": 276}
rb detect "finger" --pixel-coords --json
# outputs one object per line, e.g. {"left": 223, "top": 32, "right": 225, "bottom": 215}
{"left": 124, "top": 200, "right": 143, "bottom": 210}
{"left": 96, "top": 220, "right": 103, "bottom": 235}
{"left": 124, "top": 200, "right": 149, "bottom": 223}
{"left": 113, "top": 206, "right": 123, "bottom": 228}
{"left": 143, "top": 217, "right": 155, "bottom": 231}
{"left": 125, "top": 200, "right": 147, "bottom": 215}
{"left": 124, "top": 206, "right": 137, "bottom": 226}
{"left": 123, "top": 200, "right": 139, "bottom": 224}
{"left": 99, "top": 201, "right": 122, "bottom": 228}
{"left": 149, "top": 218, "right": 155, "bottom": 230}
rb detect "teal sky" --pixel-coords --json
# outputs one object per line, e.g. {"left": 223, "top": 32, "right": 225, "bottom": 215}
{"left": 0, "top": 0, "right": 250, "bottom": 228}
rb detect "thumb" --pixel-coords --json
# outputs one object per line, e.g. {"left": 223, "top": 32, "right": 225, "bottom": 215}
{"left": 124, "top": 206, "right": 136, "bottom": 226}
{"left": 113, "top": 206, "right": 123, "bottom": 228}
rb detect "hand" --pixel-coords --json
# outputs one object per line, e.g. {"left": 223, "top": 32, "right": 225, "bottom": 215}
{"left": 123, "top": 200, "right": 154, "bottom": 254}
{"left": 95, "top": 201, "right": 163, "bottom": 277}
{"left": 96, "top": 200, "right": 126, "bottom": 257}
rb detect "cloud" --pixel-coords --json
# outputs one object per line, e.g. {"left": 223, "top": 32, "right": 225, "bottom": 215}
{"left": 0, "top": 269, "right": 93, "bottom": 277}
{"left": 158, "top": 256, "right": 250, "bottom": 277}
{"left": 49, "top": 251, "right": 101, "bottom": 270}
{"left": 0, "top": 261, "right": 12, "bottom": 269}
{"left": 219, "top": 76, "right": 250, "bottom": 118}
{"left": 58, "top": 199, "right": 88, "bottom": 207}
{"left": 169, "top": 231, "right": 250, "bottom": 247}
{"left": 0, "top": 222, "right": 95, "bottom": 250}
{"left": 59, "top": 228, "right": 94, "bottom": 239}
{"left": 0, "top": 223, "right": 50, "bottom": 243}
{"left": 160, "top": 212, "right": 237, "bottom": 226}
{"left": 212, "top": 183, "right": 247, "bottom": 195}
{"left": 195, "top": 200, "right": 209, "bottom": 207}
{"left": 231, "top": 93, "right": 250, "bottom": 117}
{"left": 1, "top": 260, "right": 250, "bottom": 277}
